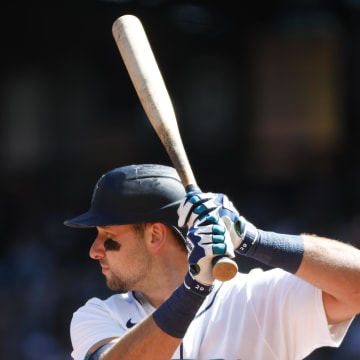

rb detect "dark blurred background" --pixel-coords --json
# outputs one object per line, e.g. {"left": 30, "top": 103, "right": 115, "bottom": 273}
{"left": 1, "top": 0, "right": 360, "bottom": 359}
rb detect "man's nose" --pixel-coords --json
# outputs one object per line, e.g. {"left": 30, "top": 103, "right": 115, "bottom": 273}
{"left": 89, "top": 236, "right": 105, "bottom": 260}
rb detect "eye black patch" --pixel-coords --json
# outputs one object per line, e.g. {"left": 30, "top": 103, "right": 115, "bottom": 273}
{"left": 104, "top": 238, "right": 121, "bottom": 251}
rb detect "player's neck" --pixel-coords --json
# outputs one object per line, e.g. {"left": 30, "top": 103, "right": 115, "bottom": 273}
{"left": 139, "top": 264, "right": 187, "bottom": 308}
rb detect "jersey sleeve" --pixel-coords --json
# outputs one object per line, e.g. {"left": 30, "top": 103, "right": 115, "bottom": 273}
{"left": 247, "top": 268, "right": 354, "bottom": 359}
{"left": 70, "top": 296, "right": 126, "bottom": 360}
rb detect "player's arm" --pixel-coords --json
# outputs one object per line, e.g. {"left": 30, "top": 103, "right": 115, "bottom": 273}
{"left": 234, "top": 227, "right": 360, "bottom": 325}
{"left": 295, "top": 234, "right": 360, "bottom": 324}
{"left": 178, "top": 191, "right": 360, "bottom": 325}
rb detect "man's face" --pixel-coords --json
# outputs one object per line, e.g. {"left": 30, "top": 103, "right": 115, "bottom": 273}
{"left": 90, "top": 224, "right": 151, "bottom": 292}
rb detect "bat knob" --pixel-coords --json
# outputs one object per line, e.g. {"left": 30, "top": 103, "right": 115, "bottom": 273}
{"left": 212, "top": 256, "right": 238, "bottom": 281}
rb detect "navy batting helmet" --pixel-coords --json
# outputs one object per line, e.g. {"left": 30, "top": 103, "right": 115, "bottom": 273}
{"left": 64, "top": 164, "right": 187, "bottom": 239}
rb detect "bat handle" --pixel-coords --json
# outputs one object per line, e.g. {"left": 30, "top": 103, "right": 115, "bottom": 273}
{"left": 184, "top": 184, "right": 238, "bottom": 282}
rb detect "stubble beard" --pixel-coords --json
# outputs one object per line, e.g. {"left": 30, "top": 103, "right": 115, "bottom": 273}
{"left": 105, "top": 262, "right": 147, "bottom": 293}
{"left": 106, "top": 273, "right": 129, "bottom": 293}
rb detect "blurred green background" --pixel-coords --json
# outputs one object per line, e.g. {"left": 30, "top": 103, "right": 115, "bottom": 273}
{"left": 1, "top": 1, "right": 360, "bottom": 359}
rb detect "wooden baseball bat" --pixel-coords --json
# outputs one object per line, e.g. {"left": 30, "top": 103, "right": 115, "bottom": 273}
{"left": 112, "top": 14, "right": 238, "bottom": 281}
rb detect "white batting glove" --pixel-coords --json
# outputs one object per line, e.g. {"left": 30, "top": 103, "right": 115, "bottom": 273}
{"left": 178, "top": 191, "right": 259, "bottom": 255}
{"left": 183, "top": 210, "right": 234, "bottom": 296}
{"left": 178, "top": 191, "right": 221, "bottom": 228}
{"left": 214, "top": 194, "right": 259, "bottom": 255}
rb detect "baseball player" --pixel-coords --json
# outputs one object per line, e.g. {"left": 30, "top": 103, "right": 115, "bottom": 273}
{"left": 64, "top": 164, "right": 360, "bottom": 360}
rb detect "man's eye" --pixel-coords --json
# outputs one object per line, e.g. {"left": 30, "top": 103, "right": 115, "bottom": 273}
{"left": 104, "top": 238, "right": 121, "bottom": 251}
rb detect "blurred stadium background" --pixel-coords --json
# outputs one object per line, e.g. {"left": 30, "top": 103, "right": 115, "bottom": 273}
{"left": 1, "top": 1, "right": 360, "bottom": 359}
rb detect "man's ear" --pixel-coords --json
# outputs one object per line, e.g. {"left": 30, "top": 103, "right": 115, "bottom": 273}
{"left": 147, "top": 222, "right": 168, "bottom": 253}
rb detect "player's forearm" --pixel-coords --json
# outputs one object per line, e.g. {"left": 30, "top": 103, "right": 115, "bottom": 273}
{"left": 296, "top": 234, "right": 360, "bottom": 321}
{"left": 101, "top": 316, "right": 181, "bottom": 360}
{"left": 100, "top": 281, "right": 208, "bottom": 359}
{"left": 235, "top": 219, "right": 360, "bottom": 298}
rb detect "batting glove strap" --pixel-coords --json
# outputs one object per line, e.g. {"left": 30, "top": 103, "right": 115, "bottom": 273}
{"left": 235, "top": 216, "right": 260, "bottom": 255}
{"left": 184, "top": 271, "right": 214, "bottom": 298}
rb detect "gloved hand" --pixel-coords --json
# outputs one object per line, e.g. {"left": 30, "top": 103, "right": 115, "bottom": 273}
{"left": 214, "top": 193, "right": 259, "bottom": 255}
{"left": 178, "top": 191, "right": 220, "bottom": 228}
{"left": 178, "top": 191, "right": 259, "bottom": 256}
{"left": 183, "top": 209, "right": 234, "bottom": 297}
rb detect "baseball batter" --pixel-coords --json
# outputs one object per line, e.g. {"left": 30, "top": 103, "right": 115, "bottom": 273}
{"left": 64, "top": 164, "right": 360, "bottom": 360}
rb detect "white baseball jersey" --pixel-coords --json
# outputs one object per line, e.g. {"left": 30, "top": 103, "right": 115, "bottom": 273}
{"left": 70, "top": 268, "right": 353, "bottom": 360}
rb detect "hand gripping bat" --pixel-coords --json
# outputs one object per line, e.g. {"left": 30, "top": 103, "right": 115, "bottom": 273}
{"left": 112, "top": 14, "right": 238, "bottom": 281}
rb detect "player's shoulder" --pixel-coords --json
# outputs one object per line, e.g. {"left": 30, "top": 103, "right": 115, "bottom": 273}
{"left": 75, "top": 292, "right": 132, "bottom": 313}
{"left": 72, "top": 292, "right": 147, "bottom": 325}
{"left": 78, "top": 291, "right": 155, "bottom": 313}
